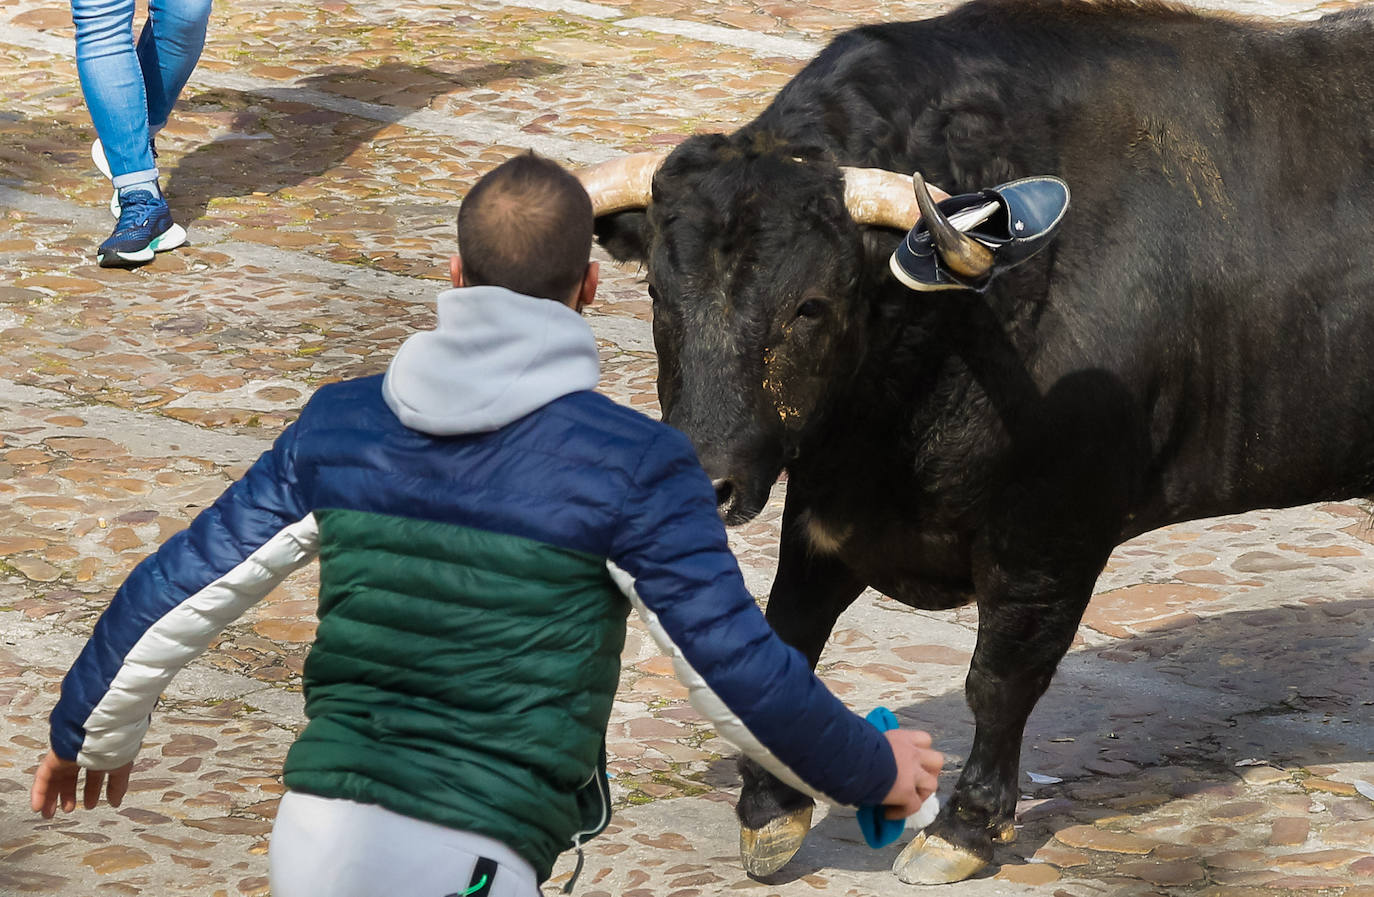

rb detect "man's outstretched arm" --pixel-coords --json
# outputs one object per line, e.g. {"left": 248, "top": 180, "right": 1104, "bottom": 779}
{"left": 38, "top": 422, "right": 317, "bottom": 810}
{"left": 608, "top": 427, "right": 941, "bottom": 813}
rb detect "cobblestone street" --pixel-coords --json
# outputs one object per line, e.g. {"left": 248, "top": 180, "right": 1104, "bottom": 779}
{"left": 1, "top": 0, "right": 1372, "bottom": 893}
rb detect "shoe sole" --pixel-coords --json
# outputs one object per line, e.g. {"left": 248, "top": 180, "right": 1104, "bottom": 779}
{"left": 97, "top": 223, "right": 187, "bottom": 268}
{"left": 888, "top": 253, "right": 969, "bottom": 292}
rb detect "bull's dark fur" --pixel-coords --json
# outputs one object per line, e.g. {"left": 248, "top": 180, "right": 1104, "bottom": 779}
{"left": 595, "top": 0, "right": 1374, "bottom": 874}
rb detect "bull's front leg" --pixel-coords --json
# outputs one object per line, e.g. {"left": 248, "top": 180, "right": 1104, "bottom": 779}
{"left": 738, "top": 503, "right": 865, "bottom": 878}
{"left": 892, "top": 573, "right": 1096, "bottom": 884}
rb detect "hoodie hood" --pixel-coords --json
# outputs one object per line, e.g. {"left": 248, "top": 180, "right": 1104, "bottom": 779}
{"left": 382, "top": 285, "right": 600, "bottom": 435}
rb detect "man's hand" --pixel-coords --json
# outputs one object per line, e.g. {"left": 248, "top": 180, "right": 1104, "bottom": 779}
{"left": 30, "top": 750, "right": 133, "bottom": 819}
{"left": 880, "top": 729, "right": 943, "bottom": 820}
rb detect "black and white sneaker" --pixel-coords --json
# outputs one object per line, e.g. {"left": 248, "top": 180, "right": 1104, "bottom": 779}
{"left": 96, "top": 190, "right": 186, "bottom": 268}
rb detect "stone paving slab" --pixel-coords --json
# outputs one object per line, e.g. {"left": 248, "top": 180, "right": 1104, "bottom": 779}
{"left": 2, "top": 0, "right": 1373, "bottom": 893}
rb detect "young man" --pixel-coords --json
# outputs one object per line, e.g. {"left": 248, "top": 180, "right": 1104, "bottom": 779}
{"left": 32, "top": 152, "right": 943, "bottom": 897}
{"left": 74, "top": 0, "right": 210, "bottom": 267}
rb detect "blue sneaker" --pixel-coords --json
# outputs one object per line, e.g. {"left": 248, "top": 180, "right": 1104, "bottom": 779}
{"left": 96, "top": 190, "right": 186, "bottom": 268}
{"left": 890, "top": 173, "right": 1070, "bottom": 292}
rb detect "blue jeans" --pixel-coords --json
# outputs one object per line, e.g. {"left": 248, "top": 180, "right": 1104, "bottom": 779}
{"left": 71, "top": 0, "right": 211, "bottom": 187}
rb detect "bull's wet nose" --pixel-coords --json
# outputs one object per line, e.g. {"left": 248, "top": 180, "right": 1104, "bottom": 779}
{"left": 712, "top": 478, "right": 735, "bottom": 508}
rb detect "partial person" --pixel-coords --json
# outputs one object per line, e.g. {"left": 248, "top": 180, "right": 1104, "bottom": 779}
{"left": 72, "top": 0, "right": 211, "bottom": 267}
{"left": 32, "top": 152, "right": 943, "bottom": 897}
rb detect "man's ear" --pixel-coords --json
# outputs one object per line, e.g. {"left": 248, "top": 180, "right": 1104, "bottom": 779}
{"left": 450, "top": 254, "right": 464, "bottom": 287}
{"left": 593, "top": 211, "right": 651, "bottom": 265}
{"left": 576, "top": 261, "right": 599, "bottom": 312}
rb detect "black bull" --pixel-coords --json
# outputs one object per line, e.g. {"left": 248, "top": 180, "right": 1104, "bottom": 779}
{"left": 590, "top": 0, "right": 1374, "bottom": 884}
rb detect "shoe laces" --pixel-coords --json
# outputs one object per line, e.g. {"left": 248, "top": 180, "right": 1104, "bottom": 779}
{"left": 115, "top": 190, "right": 160, "bottom": 228}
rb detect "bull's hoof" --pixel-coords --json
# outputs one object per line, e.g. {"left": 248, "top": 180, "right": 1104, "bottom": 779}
{"left": 892, "top": 832, "right": 989, "bottom": 884}
{"left": 993, "top": 820, "right": 1016, "bottom": 844}
{"left": 739, "top": 805, "right": 813, "bottom": 878}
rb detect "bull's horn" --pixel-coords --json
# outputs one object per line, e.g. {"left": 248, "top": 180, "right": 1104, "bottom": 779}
{"left": 577, "top": 152, "right": 666, "bottom": 216}
{"left": 911, "top": 171, "right": 993, "bottom": 280}
{"left": 841, "top": 167, "right": 950, "bottom": 230}
{"left": 835, "top": 167, "right": 923, "bottom": 229}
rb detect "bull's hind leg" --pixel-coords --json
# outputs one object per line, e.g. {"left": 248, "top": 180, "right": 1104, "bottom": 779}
{"left": 738, "top": 504, "right": 865, "bottom": 878}
{"left": 893, "top": 565, "right": 1100, "bottom": 884}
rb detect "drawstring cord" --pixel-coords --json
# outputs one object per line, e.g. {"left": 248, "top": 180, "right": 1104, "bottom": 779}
{"left": 563, "top": 742, "right": 610, "bottom": 894}
{"left": 561, "top": 843, "right": 585, "bottom": 894}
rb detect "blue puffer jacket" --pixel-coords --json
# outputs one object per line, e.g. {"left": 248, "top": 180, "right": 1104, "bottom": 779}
{"left": 48, "top": 286, "right": 896, "bottom": 872}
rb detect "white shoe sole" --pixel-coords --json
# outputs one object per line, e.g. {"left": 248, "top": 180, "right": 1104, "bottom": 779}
{"left": 150, "top": 222, "right": 187, "bottom": 253}
{"left": 888, "top": 253, "right": 968, "bottom": 292}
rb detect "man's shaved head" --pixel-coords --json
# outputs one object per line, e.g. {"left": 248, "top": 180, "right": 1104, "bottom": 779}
{"left": 457, "top": 152, "right": 594, "bottom": 302}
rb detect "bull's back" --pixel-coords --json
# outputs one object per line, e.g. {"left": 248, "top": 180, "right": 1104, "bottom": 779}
{"left": 1037, "top": 5, "right": 1374, "bottom": 518}
{"left": 777, "top": 0, "right": 1374, "bottom": 523}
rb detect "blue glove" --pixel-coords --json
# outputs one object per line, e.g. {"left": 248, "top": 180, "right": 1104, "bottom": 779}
{"left": 856, "top": 706, "right": 907, "bottom": 848}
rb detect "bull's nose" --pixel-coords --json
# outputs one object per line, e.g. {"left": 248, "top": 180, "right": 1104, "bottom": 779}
{"left": 711, "top": 477, "right": 735, "bottom": 508}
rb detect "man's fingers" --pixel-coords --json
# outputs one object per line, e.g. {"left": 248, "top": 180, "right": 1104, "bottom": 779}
{"left": 911, "top": 746, "right": 943, "bottom": 794}
{"left": 30, "top": 763, "right": 56, "bottom": 817}
{"left": 880, "top": 729, "right": 946, "bottom": 818}
{"left": 83, "top": 769, "right": 106, "bottom": 810}
{"left": 107, "top": 764, "right": 132, "bottom": 807}
{"left": 59, "top": 773, "right": 77, "bottom": 813}
{"left": 915, "top": 767, "right": 940, "bottom": 802}
{"left": 888, "top": 729, "right": 933, "bottom": 752}
{"left": 904, "top": 729, "right": 933, "bottom": 749}
{"left": 31, "top": 752, "right": 136, "bottom": 816}
{"left": 39, "top": 770, "right": 62, "bottom": 818}
{"left": 30, "top": 764, "right": 49, "bottom": 814}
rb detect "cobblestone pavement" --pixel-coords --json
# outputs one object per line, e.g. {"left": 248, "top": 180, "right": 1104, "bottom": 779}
{"left": 2, "top": 0, "right": 1372, "bottom": 894}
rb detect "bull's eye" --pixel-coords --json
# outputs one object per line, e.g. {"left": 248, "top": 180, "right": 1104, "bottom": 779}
{"left": 795, "top": 298, "right": 828, "bottom": 319}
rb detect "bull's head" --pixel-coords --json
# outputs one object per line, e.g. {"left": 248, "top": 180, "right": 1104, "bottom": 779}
{"left": 581, "top": 135, "right": 943, "bottom": 523}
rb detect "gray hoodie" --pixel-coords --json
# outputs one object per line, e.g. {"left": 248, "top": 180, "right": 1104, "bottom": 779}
{"left": 382, "top": 285, "right": 600, "bottom": 435}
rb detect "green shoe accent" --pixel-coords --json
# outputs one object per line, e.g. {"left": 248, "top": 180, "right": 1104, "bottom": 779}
{"left": 149, "top": 223, "right": 187, "bottom": 253}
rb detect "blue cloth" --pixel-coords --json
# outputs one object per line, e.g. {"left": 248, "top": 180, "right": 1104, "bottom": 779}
{"left": 71, "top": 0, "right": 210, "bottom": 182}
{"left": 856, "top": 707, "right": 906, "bottom": 848}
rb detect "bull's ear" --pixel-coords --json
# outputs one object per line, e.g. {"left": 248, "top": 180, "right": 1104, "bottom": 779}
{"left": 594, "top": 210, "right": 652, "bottom": 264}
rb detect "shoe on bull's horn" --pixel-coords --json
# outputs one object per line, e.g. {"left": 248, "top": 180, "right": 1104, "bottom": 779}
{"left": 890, "top": 172, "right": 1070, "bottom": 292}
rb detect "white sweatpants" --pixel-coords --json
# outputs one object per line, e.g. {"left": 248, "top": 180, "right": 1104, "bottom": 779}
{"left": 269, "top": 791, "right": 540, "bottom": 897}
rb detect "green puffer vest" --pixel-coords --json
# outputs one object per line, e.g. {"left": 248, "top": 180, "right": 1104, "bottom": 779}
{"left": 283, "top": 509, "right": 628, "bottom": 881}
